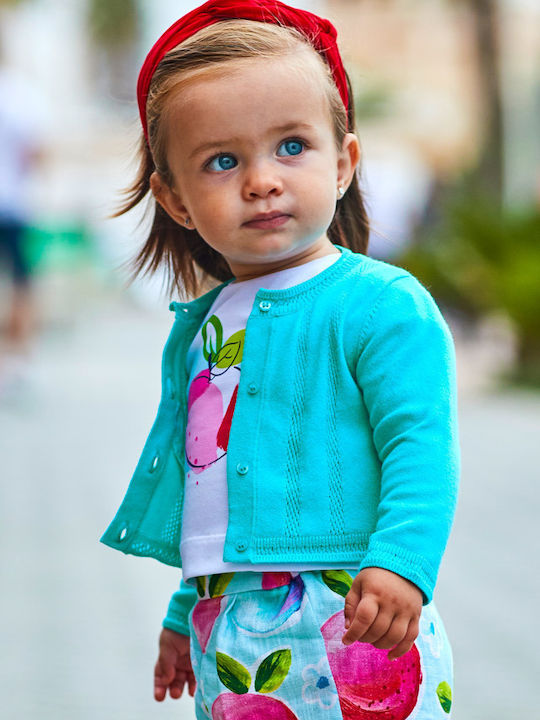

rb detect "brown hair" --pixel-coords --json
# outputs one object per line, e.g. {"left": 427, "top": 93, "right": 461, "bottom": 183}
{"left": 117, "top": 20, "right": 369, "bottom": 298}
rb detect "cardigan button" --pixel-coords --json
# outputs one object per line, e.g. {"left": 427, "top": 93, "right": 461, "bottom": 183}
{"left": 236, "top": 463, "right": 249, "bottom": 475}
{"left": 235, "top": 539, "right": 248, "bottom": 552}
{"left": 247, "top": 382, "right": 258, "bottom": 395}
{"left": 259, "top": 300, "right": 272, "bottom": 312}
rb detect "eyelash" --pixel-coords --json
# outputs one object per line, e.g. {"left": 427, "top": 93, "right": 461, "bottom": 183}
{"left": 204, "top": 137, "right": 308, "bottom": 172}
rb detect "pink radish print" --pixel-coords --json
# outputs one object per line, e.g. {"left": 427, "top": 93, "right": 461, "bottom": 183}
{"left": 186, "top": 314, "right": 245, "bottom": 474}
{"left": 217, "top": 384, "right": 238, "bottom": 452}
{"left": 186, "top": 369, "right": 225, "bottom": 472}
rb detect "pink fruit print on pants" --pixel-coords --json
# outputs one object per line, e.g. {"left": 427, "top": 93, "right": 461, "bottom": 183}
{"left": 321, "top": 611, "right": 422, "bottom": 720}
{"left": 212, "top": 648, "right": 298, "bottom": 720}
{"left": 262, "top": 572, "right": 293, "bottom": 590}
{"left": 191, "top": 597, "right": 223, "bottom": 653}
{"left": 186, "top": 369, "right": 224, "bottom": 472}
{"left": 212, "top": 693, "right": 298, "bottom": 720}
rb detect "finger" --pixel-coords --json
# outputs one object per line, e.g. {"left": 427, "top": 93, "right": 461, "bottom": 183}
{"left": 154, "top": 675, "right": 169, "bottom": 702}
{"left": 357, "top": 609, "right": 394, "bottom": 645}
{"left": 154, "top": 684, "right": 167, "bottom": 702}
{"left": 342, "top": 595, "right": 378, "bottom": 645}
{"left": 372, "top": 615, "right": 409, "bottom": 650}
{"left": 154, "top": 660, "right": 174, "bottom": 702}
{"left": 169, "top": 673, "right": 186, "bottom": 699}
{"left": 387, "top": 617, "right": 420, "bottom": 661}
{"left": 343, "top": 583, "right": 362, "bottom": 629}
{"left": 188, "top": 672, "right": 197, "bottom": 697}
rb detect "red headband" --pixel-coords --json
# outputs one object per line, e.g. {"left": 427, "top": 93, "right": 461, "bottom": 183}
{"left": 137, "top": 0, "right": 349, "bottom": 141}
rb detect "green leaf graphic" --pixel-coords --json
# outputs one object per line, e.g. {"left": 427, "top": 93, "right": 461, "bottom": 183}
{"left": 209, "top": 573, "right": 234, "bottom": 598}
{"left": 321, "top": 570, "right": 353, "bottom": 598}
{"left": 255, "top": 649, "right": 292, "bottom": 693}
{"left": 195, "top": 576, "right": 206, "bottom": 598}
{"left": 436, "top": 681, "right": 452, "bottom": 714}
{"left": 215, "top": 342, "right": 240, "bottom": 370}
{"left": 216, "top": 651, "right": 251, "bottom": 694}
{"left": 215, "top": 330, "right": 245, "bottom": 368}
{"left": 202, "top": 315, "right": 223, "bottom": 362}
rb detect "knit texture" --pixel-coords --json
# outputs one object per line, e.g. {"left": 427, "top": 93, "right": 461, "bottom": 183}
{"left": 101, "top": 248, "right": 459, "bottom": 628}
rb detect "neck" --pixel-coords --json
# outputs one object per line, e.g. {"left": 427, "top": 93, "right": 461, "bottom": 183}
{"left": 230, "top": 239, "right": 339, "bottom": 283}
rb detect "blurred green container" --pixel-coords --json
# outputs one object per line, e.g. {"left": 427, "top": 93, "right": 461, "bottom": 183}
{"left": 23, "top": 223, "right": 93, "bottom": 272}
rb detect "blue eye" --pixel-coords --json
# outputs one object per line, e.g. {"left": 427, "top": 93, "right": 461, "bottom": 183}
{"left": 207, "top": 154, "right": 237, "bottom": 172}
{"left": 277, "top": 140, "right": 304, "bottom": 157}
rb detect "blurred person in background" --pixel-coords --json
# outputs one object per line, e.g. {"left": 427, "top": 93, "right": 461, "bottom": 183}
{"left": 0, "top": 49, "right": 44, "bottom": 399}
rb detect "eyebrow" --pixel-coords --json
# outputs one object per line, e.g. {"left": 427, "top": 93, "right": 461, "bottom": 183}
{"left": 188, "top": 122, "right": 316, "bottom": 159}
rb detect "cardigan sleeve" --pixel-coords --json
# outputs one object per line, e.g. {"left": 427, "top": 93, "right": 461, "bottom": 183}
{"left": 162, "top": 578, "right": 199, "bottom": 636}
{"left": 354, "top": 274, "right": 460, "bottom": 603}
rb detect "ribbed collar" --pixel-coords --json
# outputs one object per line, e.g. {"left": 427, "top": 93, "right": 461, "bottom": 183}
{"left": 170, "top": 246, "right": 362, "bottom": 317}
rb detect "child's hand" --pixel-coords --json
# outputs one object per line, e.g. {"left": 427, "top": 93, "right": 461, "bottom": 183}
{"left": 154, "top": 628, "right": 196, "bottom": 701}
{"left": 342, "top": 567, "right": 423, "bottom": 660}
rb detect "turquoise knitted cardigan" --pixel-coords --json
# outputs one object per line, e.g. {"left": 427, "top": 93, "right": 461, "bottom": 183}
{"left": 101, "top": 247, "right": 459, "bottom": 633}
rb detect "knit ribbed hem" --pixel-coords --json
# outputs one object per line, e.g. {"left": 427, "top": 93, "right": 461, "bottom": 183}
{"left": 358, "top": 541, "right": 437, "bottom": 604}
{"left": 162, "top": 615, "right": 190, "bottom": 636}
{"left": 250, "top": 531, "right": 371, "bottom": 560}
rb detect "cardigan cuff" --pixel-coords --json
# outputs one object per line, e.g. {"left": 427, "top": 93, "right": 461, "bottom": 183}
{"left": 358, "top": 541, "right": 437, "bottom": 605}
{"left": 163, "top": 579, "right": 198, "bottom": 636}
{"left": 162, "top": 616, "right": 190, "bottom": 636}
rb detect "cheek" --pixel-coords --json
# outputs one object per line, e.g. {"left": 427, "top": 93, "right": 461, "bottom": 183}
{"left": 300, "top": 173, "right": 337, "bottom": 211}
{"left": 191, "top": 192, "right": 230, "bottom": 227}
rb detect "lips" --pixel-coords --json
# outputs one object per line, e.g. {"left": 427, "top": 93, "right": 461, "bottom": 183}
{"left": 243, "top": 212, "right": 291, "bottom": 229}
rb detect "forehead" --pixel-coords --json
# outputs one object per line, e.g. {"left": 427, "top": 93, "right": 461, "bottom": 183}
{"left": 164, "top": 53, "right": 334, "bottom": 150}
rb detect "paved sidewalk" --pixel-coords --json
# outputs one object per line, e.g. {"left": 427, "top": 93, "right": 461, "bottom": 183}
{"left": 0, "top": 297, "right": 538, "bottom": 719}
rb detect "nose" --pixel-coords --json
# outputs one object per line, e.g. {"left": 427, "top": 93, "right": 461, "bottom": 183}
{"left": 242, "top": 159, "right": 283, "bottom": 200}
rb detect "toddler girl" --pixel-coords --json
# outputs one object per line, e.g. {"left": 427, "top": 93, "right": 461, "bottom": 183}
{"left": 102, "top": 2, "right": 459, "bottom": 718}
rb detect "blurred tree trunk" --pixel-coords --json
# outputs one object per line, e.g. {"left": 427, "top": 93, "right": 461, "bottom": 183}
{"left": 362, "top": 0, "right": 505, "bottom": 204}
{"left": 465, "top": 0, "right": 504, "bottom": 206}
{"left": 87, "top": 0, "right": 139, "bottom": 101}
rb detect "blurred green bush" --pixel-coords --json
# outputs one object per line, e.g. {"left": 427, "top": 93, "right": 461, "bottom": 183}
{"left": 400, "top": 194, "right": 540, "bottom": 384}
{"left": 87, "top": 0, "right": 138, "bottom": 48}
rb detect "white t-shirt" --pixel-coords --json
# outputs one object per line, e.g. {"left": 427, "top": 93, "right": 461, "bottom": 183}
{"left": 180, "top": 253, "right": 346, "bottom": 579}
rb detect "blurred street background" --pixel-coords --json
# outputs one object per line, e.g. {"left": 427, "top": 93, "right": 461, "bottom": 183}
{"left": 0, "top": 0, "right": 539, "bottom": 718}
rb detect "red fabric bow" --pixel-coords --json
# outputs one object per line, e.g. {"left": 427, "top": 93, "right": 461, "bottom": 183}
{"left": 137, "top": 0, "right": 349, "bottom": 140}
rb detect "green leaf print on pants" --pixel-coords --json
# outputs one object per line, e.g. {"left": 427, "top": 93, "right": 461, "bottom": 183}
{"left": 436, "top": 681, "right": 452, "bottom": 713}
{"left": 213, "top": 649, "right": 298, "bottom": 719}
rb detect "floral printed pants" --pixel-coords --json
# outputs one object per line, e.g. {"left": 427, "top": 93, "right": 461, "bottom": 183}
{"left": 186, "top": 569, "right": 453, "bottom": 719}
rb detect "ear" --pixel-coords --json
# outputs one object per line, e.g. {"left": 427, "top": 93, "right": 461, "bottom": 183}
{"left": 149, "top": 171, "right": 191, "bottom": 227}
{"left": 336, "top": 133, "right": 361, "bottom": 191}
